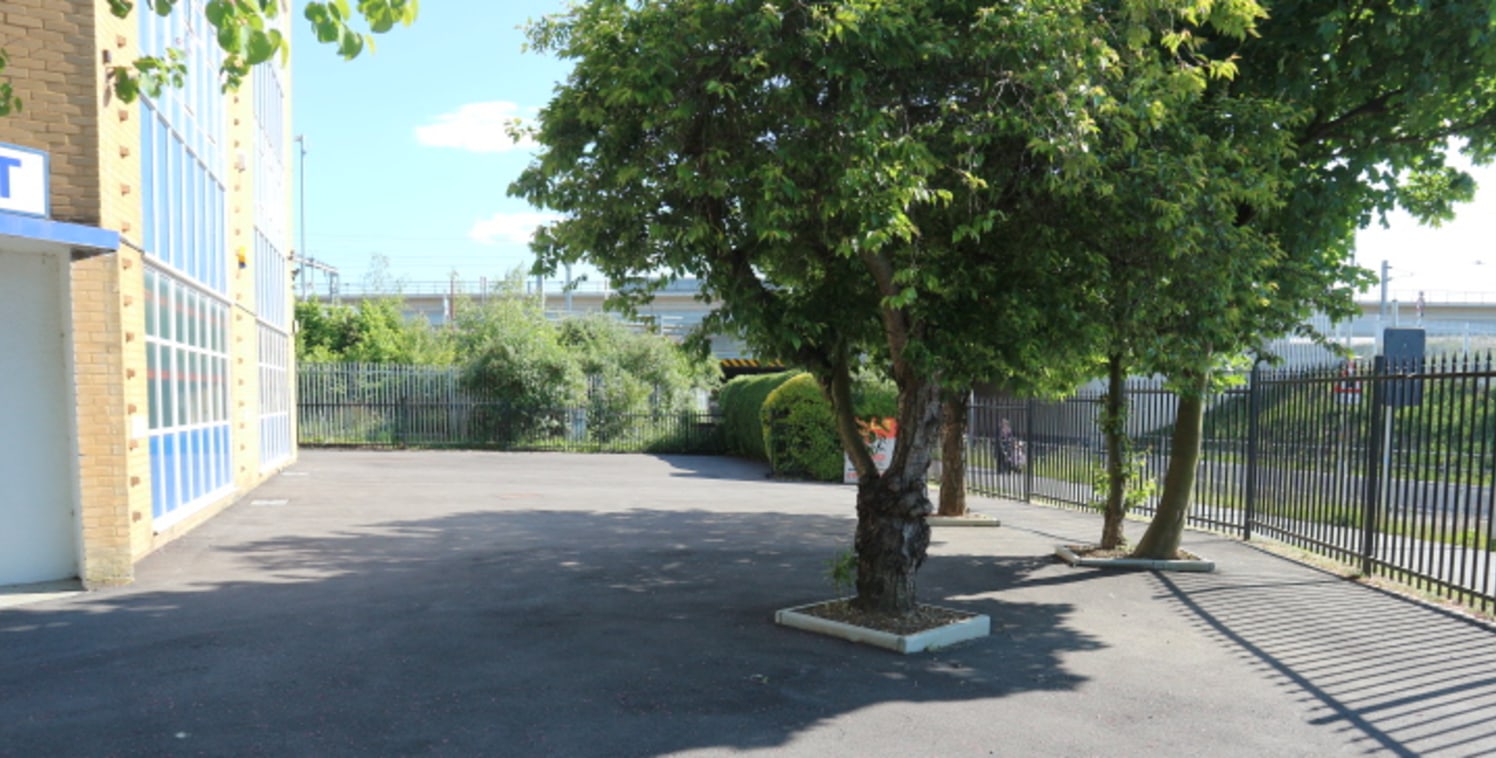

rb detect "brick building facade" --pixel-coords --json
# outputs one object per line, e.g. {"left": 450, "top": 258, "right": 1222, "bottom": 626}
{"left": 0, "top": 1, "right": 295, "bottom": 588}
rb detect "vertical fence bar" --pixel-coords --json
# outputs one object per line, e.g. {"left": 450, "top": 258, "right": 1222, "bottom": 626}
{"left": 1477, "top": 351, "right": 1495, "bottom": 611}
{"left": 1024, "top": 397, "right": 1035, "bottom": 502}
{"left": 1453, "top": 353, "right": 1475, "bottom": 606}
{"left": 1244, "top": 362, "right": 1261, "bottom": 541}
{"left": 967, "top": 395, "right": 981, "bottom": 495}
{"left": 1362, "top": 356, "right": 1388, "bottom": 577}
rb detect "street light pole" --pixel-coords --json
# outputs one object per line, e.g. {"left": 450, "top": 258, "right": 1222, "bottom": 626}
{"left": 295, "top": 134, "right": 308, "bottom": 299}
{"left": 1379, "top": 259, "right": 1390, "bottom": 321}
{"left": 1377, "top": 259, "right": 1391, "bottom": 354}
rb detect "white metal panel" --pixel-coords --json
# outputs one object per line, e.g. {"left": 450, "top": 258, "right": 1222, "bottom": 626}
{"left": 0, "top": 248, "right": 78, "bottom": 585}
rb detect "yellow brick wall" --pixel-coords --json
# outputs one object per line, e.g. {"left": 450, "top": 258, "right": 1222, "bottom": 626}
{"left": 0, "top": 0, "right": 102, "bottom": 226}
{"left": 68, "top": 252, "right": 133, "bottom": 586}
{"left": 87, "top": 0, "right": 155, "bottom": 566}
{"left": 1, "top": 1, "right": 295, "bottom": 584}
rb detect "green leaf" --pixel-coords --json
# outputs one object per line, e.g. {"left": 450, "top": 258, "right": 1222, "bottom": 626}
{"left": 245, "top": 29, "right": 277, "bottom": 65}
{"left": 337, "top": 29, "right": 365, "bottom": 59}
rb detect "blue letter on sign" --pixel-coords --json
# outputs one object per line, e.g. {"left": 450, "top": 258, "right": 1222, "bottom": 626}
{"left": 0, "top": 155, "right": 20, "bottom": 198}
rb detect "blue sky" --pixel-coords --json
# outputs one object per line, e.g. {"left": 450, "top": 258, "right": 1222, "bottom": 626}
{"left": 290, "top": 4, "right": 1493, "bottom": 301}
{"left": 291, "top": 2, "right": 570, "bottom": 292}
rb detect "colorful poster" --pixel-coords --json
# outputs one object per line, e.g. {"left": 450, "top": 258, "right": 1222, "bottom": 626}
{"left": 844, "top": 418, "right": 897, "bottom": 484}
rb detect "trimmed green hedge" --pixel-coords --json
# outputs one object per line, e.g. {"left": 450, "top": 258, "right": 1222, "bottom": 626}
{"left": 762, "top": 374, "right": 845, "bottom": 481}
{"left": 718, "top": 371, "right": 800, "bottom": 460}
{"left": 720, "top": 369, "right": 900, "bottom": 480}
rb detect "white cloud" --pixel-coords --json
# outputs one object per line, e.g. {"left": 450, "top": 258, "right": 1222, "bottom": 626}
{"left": 468, "top": 211, "right": 562, "bottom": 245}
{"left": 414, "top": 101, "right": 538, "bottom": 153}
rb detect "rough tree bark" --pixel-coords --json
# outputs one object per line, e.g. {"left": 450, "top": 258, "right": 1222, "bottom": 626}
{"left": 1100, "top": 354, "right": 1128, "bottom": 550}
{"left": 1130, "top": 371, "right": 1209, "bottom": 559}
{"left": 851, "top": 378, "right": 941, "bottom": 615}
{"left": 937, "top": 389, "right": 969, "bottom": 517}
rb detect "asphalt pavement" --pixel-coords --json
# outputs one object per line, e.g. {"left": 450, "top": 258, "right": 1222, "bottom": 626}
{"left": 3, "top": 449, "right": 1495, "bottom": 757}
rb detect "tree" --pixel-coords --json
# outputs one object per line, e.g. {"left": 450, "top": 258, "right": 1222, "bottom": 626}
{"left": 512, "top": 0, "right": 1261, "bottom": 615}
{"left": 557, "top": 314, "right": 716, "bottom": 441}
{"left": 936, "top": 390, "right": 970, "bottom": 518}
{"left": 1126, "top": 0, "right": 1496, "bottom": 559}
{"left": 1055, "top": 84, "right": 1308, "bottom": 551}
{"left": 453, "top": 281, "right": 585, "bottom": 444}
{"left": 295, "top": 297, "right": 453, "bottom": 365}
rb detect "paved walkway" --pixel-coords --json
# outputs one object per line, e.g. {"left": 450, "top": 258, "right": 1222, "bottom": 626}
{"left": 3, "top": 450, "right": 1496, "bottom": 757}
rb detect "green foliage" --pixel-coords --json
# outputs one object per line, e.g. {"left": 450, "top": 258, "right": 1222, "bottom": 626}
{"left": 510, "top": 0, "right": 1268, "bottom": 453}
{"left": 825, "top": 549, "right": 857, "bottom": 596}
{"left": 1089, "top": 452, "right": 1156, "bottom": 518}
{"left": 718, "top": 372, "right": 799, "bottom": 461}
{"left": 849, "top": 371, "right": 898, "bottom": 420}
{"left": 558, "top": 314, "right": 716, "bottom": 442}
{"left": 458, "top": 317, "right": 584, "bottom": 446}
{"left": 0, "top": 50, "right": 21, "bottom": 116}
{"left": 104, "top": 0, "right": 416, "bottom": 104}
{"left": 294, "top": 298, "right": 452, "bottom": 365}
{"left": 762, "top": 374, "right": 845, "bottom": 481}
{"left": 451, "top": 281, "right": 585, "bottom": 444}
{"left": 758, "top": 372, "right": 906, "bottom": 481}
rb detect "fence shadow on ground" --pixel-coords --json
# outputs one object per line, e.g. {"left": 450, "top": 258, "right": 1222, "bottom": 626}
{"left": 1155, "top": 568, "right": 1496, "bottom": 756}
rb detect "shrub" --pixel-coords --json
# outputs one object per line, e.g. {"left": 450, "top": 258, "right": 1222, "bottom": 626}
{"left": 718, "top": 371, "right": 800, "bottom": 460}
{"left": 762, "top": 374, "right": 846, "bottom": 480}
{"left": 765, "top": 373, "right": 849, "bottom": 481}
{"left": 758, "top": 372, "right": 901, "bottom": 481}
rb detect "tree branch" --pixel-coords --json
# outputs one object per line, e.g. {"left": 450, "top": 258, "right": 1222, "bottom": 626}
{"left": 1300, "top": 88, "right": 1403, "bottom": 145}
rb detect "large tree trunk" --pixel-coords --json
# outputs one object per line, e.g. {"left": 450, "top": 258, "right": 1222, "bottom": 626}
{"left": 937, "top": 389, "right": 969, "bottom": 517}
{"left": 1100, "top": 354, "right": 1128, "bottom": 550}
{"left": 832, "top": 373, "right": 941, "bottom": 616}
{"left": 1131, "top": 371, "right": 1209, "bottom": 559}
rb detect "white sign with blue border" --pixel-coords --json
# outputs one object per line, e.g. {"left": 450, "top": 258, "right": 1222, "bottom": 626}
{"left": 0, "top": 142, "right": 49, "bottom": 218}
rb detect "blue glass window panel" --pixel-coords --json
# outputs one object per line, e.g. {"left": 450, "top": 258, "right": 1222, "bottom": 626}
{"left": 161, "top": 432, "right": 177, "bottom": 515}
{"left": 150, "top": 435, "right": 164, "bottom": 519}
{"left": 189, "top": 429, "right": 203, "bottom": 502}
{"left": 218, "top": 426, "right": 231, "bottom": 485}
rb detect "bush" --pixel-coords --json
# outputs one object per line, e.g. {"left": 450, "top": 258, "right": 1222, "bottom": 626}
{"left": 761, "top": 374, "right": 845, "bottom": 480}
{"left": 718, "top": 371, "right": 800, "bottom": 460}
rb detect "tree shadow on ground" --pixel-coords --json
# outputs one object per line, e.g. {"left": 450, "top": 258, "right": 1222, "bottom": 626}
{"left": 0, "top": 506, "right": 1099, "bottom": 757}
{"left": 1154, "top": 565, "right": 1496, "bottom": 757}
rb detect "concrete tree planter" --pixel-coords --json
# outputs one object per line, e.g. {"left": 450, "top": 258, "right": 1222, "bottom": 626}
{"left": 927, "top": 512, "right": 1001, "bottom": 528}
{"left": 775, "top": 598, "right": 991, "bottom": 654}
{"left": 1054, "top": 544, "right": 1215, "bottom": 572}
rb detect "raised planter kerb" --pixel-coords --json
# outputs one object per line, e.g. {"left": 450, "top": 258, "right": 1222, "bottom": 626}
{"left": 775, "top": 599, "right": 991, "bottom": 654}
{"left": 927, "top": 511, "right": 1001, "bottom": 528}
{"left": 1054, "top": 544, "right": 1216, "bottom": 573}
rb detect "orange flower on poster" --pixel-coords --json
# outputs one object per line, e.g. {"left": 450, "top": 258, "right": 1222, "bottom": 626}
{"left": 856, "top": 417, "right": 898, "bottom": 442}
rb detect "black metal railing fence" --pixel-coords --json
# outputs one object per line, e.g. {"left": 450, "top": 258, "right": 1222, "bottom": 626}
{"left": 971, "top": 352, "right": 1496, "bottom": 612}
{"left": 297, "top": 363, "right": 723, "bottom": 454}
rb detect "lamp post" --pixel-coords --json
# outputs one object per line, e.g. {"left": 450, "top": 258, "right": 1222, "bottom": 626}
{"left": 295, "top": 134, "right": 308, "bottom": 299}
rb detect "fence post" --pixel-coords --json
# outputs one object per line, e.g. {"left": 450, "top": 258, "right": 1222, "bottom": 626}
{"left": 399, "top": 395, "right": 411, "bottom": 447}
{"left": 1244, "top": 361, "right": 1262, "bottom": 541}
{"left": 1024, "top": 397, "right": 1035, "bottom": 502}
{"left": 969, "top": 391, "right": 981, "bottom": 499}
{"left": 1361, "top": 356, "right": 1387, "bottom": 577}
